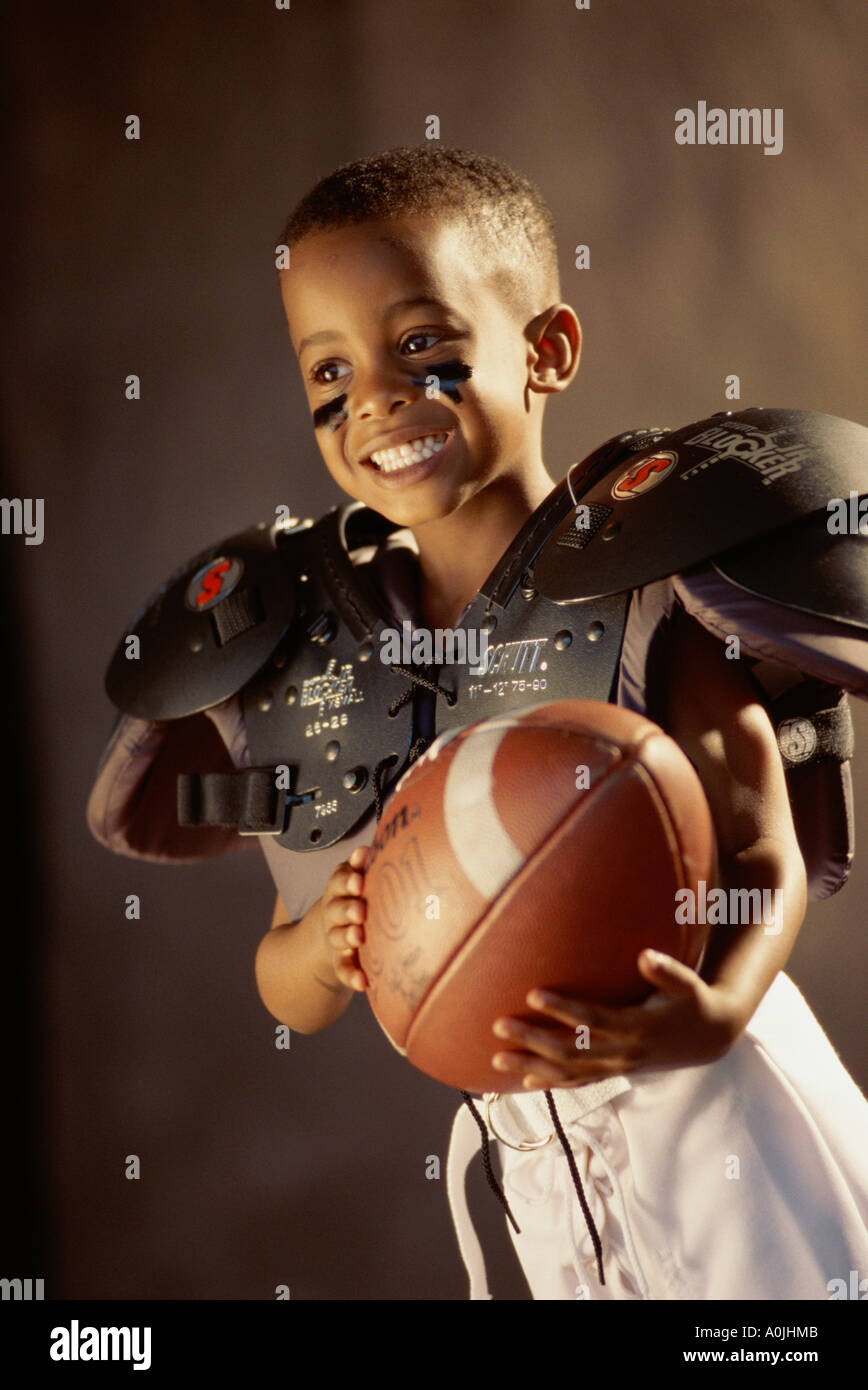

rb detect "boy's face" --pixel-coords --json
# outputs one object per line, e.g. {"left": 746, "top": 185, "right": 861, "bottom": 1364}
{"left": 280, "top": 215, "right": 556, "bottom": 528}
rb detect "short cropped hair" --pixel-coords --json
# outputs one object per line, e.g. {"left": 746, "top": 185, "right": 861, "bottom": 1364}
{"left": 277, "top": 145, "right": 561, "bottom": 317}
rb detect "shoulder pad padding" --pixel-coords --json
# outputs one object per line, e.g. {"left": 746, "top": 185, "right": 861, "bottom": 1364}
{"left": 714, "top": 511, "right": 867, "bottom": 630}
{"left": 105, "top": 517, "right": 313, "bottom": 721}
{"left": 533, "top": 407, "right": 868, "bottom": 604}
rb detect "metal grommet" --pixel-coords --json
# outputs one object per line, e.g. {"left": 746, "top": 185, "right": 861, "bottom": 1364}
{"left": 483, "top": 1092, "right": 554, "bottom": 1151}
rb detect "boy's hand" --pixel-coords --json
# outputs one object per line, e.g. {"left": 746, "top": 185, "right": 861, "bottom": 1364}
{"left": 321, "top": 844, "right": 371, "bottom": 992}
{"left": 490, "top": 949, "right": 745, "bottom": 1089}
{"left": 488, "top": 599, "right": 808, "bottom": 1093}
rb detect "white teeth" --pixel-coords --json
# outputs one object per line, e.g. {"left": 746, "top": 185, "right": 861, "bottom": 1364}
{"left": 370, "top": 431, "right": 449, "bottom": 473}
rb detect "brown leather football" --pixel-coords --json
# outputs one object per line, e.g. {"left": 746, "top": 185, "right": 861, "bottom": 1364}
{"left": 358, "top": 700, "right": 715, "bottom": 1093}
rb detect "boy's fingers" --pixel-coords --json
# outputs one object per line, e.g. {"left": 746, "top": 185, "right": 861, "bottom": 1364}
{"left": 334, "top": 946, "right": 357, "bottom": 975}
{"left": 335, "top": 953, "right": 368, "bottom": 991}
{"left": 327, "top": 923, "right": 359, "bottom": 951}
{"left": 323, "top": 895, "right": 365, "bottom": 928}
{"left": 336, "top": 867, "right": 365, "bottom": 896}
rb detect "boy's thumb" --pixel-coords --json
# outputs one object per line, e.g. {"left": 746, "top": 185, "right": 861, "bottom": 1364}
{"left": 638, "top": 949, "right": 698, "bottom": 996}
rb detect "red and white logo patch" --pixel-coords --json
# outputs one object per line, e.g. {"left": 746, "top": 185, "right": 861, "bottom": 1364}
{"left": 184, "top": 556, "right": 244, "bottom": 612}
{"left": 611, "top": 451, "right": 678, "bottom": 500}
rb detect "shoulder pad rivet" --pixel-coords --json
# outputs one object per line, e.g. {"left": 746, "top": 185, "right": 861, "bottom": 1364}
{"left": 189, "top": 635, "right": 205, "bottom": 653}
{"left": 554, "top": 630, "right": 572, "bottom": 651}
{"left": 258, "top": 694, "right": 273, "bottom": 712}
{"left": 284, "top": 686, "right": 298, "bottom": 705}
{"left": 299, "top": 573, "right": 309, "bottom": 583}
{"left": 343, "top": 767, "right": 368, "bottom": 792}
{"left": 602, "top": 521, "right": 621, "bottom": 541}
{"left": 586, "top": 621, "right": 605, "bottom": 643}
{"left": 358, "top": 638, "right": 374, "bottom": 661}
{"left": 325, "top": 741, "right": 340, "bottom": 761}
{"left": 482, "top": 614, "right": 497, "bottom": 633}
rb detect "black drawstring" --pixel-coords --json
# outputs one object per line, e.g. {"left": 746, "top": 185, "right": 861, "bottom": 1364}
{"left": 544, "top": 1089, "right": 605, "bottom": 1286}
{"left": 385, "top": 660, "right": 458, "bottom": 711}
{"left": 461, "top": 1090, "right": 606, "bottom": 1286}
{"left": 459, "top": 1092, "right": 520, "bottom": 1235}
{"left": 372, "top": 662, "right": 455, "bottom": 822}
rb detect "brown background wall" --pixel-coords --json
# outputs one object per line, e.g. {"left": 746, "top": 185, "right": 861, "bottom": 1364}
{"left": 3, "top": 0, "right": 865, "bottom": 1299}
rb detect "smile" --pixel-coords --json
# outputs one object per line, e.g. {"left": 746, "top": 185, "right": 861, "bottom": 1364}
{"left": 368, "top": 432, "right": 450, "bottom": 473}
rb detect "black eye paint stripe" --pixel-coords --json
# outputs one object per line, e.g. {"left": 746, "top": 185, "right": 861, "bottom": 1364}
{"left": 411, "top": 359, "right": 473, "bottom": 402}
{"left": 311, "top": 360, "right": 472, "bottom": 430}
{"left": 312, "top": 393, "right": 348, "bottom": 431}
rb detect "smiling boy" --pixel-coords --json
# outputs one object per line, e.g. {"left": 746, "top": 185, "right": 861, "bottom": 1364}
{"left": 90, "top": 146, "right": 868, "bottom": 1299}
{"left": 262, "top": 155, "right": 808, "bottom": 1085}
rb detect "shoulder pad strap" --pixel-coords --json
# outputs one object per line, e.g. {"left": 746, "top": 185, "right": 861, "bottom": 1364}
{"left": 105, "top": 516, "right": 314, "bottom": 721}
{"left": 533, "top": 407, "right": 868, "bottom": 602}
{"left": 87, "top": 707, "right": 262, "bottom": 861}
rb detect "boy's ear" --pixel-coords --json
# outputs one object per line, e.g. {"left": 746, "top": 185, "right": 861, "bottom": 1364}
{"left": 527, "top": 304, "right": 582, "bottom": 394}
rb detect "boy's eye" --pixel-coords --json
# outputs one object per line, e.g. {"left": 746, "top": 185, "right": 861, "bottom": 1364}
{"left": 309, "top": 330, "right": 446, "bottom": 385}
{"left": 311, "top": 361, "right": 349, "bottom": 385}
{"left": 401, "top": 331, "right": 442, "bottom": 355}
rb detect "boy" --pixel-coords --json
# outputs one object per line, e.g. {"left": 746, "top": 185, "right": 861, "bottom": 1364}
{"left": 89, "top": 146, "right": 868, "bottom": 1299}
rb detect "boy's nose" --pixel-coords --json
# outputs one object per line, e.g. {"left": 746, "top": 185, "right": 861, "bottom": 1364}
{"left": 351, "top": 363, "right": 417, "bottom": 419}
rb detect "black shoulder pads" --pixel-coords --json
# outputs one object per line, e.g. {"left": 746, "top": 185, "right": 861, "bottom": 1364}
{"left": 533, "top": 407, "right": 867, "bottom": 619}
{"left": 104, "top": 517, "right": 313, "bottom": 721}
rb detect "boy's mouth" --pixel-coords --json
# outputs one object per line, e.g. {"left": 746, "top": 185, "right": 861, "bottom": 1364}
{"left": 364, "top": 431, "right": 451, "bottom": 474}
